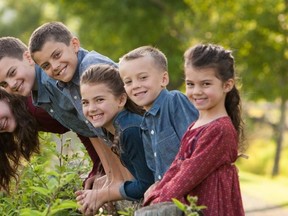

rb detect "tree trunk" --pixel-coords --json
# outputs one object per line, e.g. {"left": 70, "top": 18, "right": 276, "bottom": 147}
{"left": 272, "top": 98, "right": 287, "bottom": 176}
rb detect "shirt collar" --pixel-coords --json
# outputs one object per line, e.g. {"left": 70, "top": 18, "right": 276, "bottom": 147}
{"left": 146, "top": 89, "right": 168, "bottom": 116}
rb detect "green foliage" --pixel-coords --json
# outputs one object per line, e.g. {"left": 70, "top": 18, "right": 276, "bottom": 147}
{"left": 117, "top": 206, "right": 135, "bottom": 216}
{"left": 172, "top": 195, "right": 206, "bottom": 216}
{"left": 0, "top": 132, "right": 90, "bottom": 216}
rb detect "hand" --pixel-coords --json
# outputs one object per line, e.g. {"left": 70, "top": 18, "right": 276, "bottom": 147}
{"left": 84, "top": 175, "right": 96, "bottom": 190}
{"left": 144, "top": 181, "right": 159, "bottom": 202}
{"left": 75, "top": 189, "right": 105, "bottom": 216}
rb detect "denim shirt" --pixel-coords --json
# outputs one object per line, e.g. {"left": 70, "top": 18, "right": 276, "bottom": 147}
{"left": 56, "top": 48, "right": 117, "bottom": 134}
{"left": 141, "top": 89, "right": 199, "bottom": 181}
{"left": 100, "top": 109, "right": 154, "bottom": 201}
{"left": 32, "top": 65, "right": 99, "bottom": 137}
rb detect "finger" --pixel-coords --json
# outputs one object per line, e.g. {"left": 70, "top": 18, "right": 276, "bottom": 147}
{"left": 75, "top": 190, "right": 83, "bottom": 196}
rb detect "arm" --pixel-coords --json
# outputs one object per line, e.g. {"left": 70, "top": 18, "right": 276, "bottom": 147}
{"left": 119, "top": 127, "right": 154, "bottom": 200}
{"left": 147, "top": 122, "right": 236, "bottom": 204}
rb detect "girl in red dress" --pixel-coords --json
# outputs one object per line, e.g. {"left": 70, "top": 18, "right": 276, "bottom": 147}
{"left": 144, "top": 44, "right": 245, "bottom": 216}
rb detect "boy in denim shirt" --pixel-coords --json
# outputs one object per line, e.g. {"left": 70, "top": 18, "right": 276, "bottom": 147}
{"left": 28, "top": 22, "right": 133, "bottom": 185}
{"left": 0, "top": 36, "right": 102, "bottom": 188}
{"left": 119, "top": 46, "right": 199, "bottom": 181}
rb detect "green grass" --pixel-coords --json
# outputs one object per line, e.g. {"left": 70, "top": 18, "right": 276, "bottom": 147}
{"left": 239, "top": 171, "right": 288, "bottom": 207}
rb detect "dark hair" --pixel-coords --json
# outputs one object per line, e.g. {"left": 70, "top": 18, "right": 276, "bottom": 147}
{"left": 80, "top": 64, "right": 144, "bottom": 156}
{"left": 119, "top": 45, "right": 168, "bottom": 72}
{"left": 0, "top": 89, "right": 40, "bottom": 192}
{"left": 29, "top": 21, "right": 73, "bottom": 54}
{"left": 0, "top": 37, "right": 27, "bottom": 61}
{"left": 184, "top": 44, "right": 245, "bottom": 152}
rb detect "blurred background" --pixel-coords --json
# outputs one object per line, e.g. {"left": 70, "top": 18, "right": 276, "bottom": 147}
{"left": 1, "top": 0, "right": 287, "bottom": 214}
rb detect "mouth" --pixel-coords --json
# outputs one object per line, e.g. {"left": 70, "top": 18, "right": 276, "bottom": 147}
{"left": 0, "top": 118, "right": 7, "bottom": 132}
{"left": 15, "top": 81, "right": 24, "bottom": 92}
{"left": 134, "top": 90, "right": 147, "bottom": 97}
{"left": 55, "top": 66, "right": 67, "bottom": 77}
{"left": 90, "top": 113, "right": 104, "bottom": 121}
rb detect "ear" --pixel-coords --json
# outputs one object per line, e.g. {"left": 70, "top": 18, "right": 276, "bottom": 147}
{"left": 118, "top": 93, "right": 127, "bottom": 108}
{"left": 161, "top": 71, "right": 169, "bottom": 88}
{"left": 23, "top": 51, "right": 35, "bottom": 65}
{"left": 223, "top": 78, "right": 234, "bottom": 93}
{"left": 71, "top": 37, "right": 80, "bottom": 52}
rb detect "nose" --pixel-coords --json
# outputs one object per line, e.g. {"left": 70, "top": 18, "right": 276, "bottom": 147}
{"left": 51, "top": 60, "right": 60, "bottom": 72}
{"left": 132, "top": 80, "right": 141, "bottom": 89}
{"left": 6, "top": 79, "right": 17, "bottom": 92}
{"left": 88, "top": 103, "right": 97, "bottom": 113}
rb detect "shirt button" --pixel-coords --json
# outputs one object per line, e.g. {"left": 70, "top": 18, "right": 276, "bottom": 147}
{"left": 74, "top": 96, "right": 78, "bottom": 100}
{"left": 85, "top": 120, "right": 89, "bottom": 124}
{"left": 50, "top": 109, "right": 54, "bottom": 113}
{"left": 158, "top": 175, "right": 162, "bottom": 180}
{"left": 151, "top": 130, "right": 154, "bottom": 135}
{"left": 154, "top": 152, "right": 157, "bottom": 157}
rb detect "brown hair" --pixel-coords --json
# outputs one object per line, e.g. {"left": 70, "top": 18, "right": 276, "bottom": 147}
{"left": 80, "top": 64, "right": 144, "bottom": 156}
{"left": 119, "top": 45, "right": 168, "bottom": 72}
{"left": 184, "top": 44, "right": 245, "bottom": 152}
{"left": 0, "top": 89, "right": 40, "bottom": 192}
{"left": 29, "top": 21, "right": 73, "bottom": 54}
{"left": 0, "top": 37, "right": 27, "bottom": 61}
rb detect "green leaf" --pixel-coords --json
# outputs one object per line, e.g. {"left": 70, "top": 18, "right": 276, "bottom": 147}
{"left": 30, "top": 186, "right": 51, "bottom": 197}
{"left": 172, "top": 198, "right": 186, "bottom": 211}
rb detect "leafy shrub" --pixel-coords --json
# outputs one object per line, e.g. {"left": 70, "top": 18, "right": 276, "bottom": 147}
{"left": 0, "top": 132, "right": 91, "bottom": 216}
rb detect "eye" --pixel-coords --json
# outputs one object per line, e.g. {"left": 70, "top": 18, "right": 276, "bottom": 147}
{"left": 82, "top": 100, "right": 88, "bottom": 106}
{"left": 202, "top": 82, "right": 211, "bottom": 87}
{"left": 41, "top": 63, "right": 50, "bottom": 71}
{"left": 8, "top": 68, "right": 16, "bottom": 77}
{"left": 124, "top": 80, "right": 132, "bottom": 85}
{"left": 185, "top": 81, "right": 194, "bottom": 87}
{"left": 139, "top": 75, "right": 147, "bottom": 80}
{"left": 53, "top": 51, "right": 61, "bottom": 59}
{"left": 96, "top": 98, "right": 104, "bottom": 103}
{"left": 0, "top": 82, "right": 8, "bottom": 88}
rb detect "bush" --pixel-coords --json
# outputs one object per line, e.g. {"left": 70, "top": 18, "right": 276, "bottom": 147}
{"left": 0, "top": 132, "right": 91, "bottom": 216}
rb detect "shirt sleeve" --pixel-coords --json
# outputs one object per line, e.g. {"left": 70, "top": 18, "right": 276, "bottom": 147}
{"left": 119, "top": 127, "right": 154, "bottom": 200}
{"left": 170, "top": 92, "right": 198, "bottom": 139}
{"left": 149, "top": 121, "right": 237, "bottom": 203}
{"left": 26, "top": 96, "right": 69, "bottom": 134}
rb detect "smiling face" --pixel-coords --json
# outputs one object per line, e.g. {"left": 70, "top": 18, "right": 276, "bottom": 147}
{"left": 185, "top": 66, "right": 233, "bottom": 116}
{"left": 32, "top": 38, "right": 80, "bottom": 83}
{"left": 119, "top": 56, "right": 168, "bottom": 111}
{"left": 0, "top": 99, "right": 17, "bottom": 133}
{"left": 0, "top": 54, "right": 36, "bottom": 96}
{"left": 80, "top": 83, "right": 126, "bottom": 133}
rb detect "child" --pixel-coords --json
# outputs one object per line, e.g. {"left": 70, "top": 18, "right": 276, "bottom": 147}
{"left": 144, "top": 44, "right": 245, "bottom": 216}
{"left": 75, "top": 64, "right": 154, "bottom": 215}
{"left": 0, "top": 36, "right": 102, "bottom": 188}
{"left": 119, "top": 46, "right": 199, "bottom": 181}
{"left": 28, "top": 22, "right": 132, "bottom": 186}
{"left": 0, "top": 88, "right": 39, "bottom": 192}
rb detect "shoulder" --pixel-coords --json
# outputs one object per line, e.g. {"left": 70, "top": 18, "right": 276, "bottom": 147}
{"left": 80, "top": 48, "right": 117, "bottom": 68}
{"left": 114, "top": 110, "right": 142, "bottom": 131}
{"left": 204, "top": 117, "right": 236, "bottom": 139}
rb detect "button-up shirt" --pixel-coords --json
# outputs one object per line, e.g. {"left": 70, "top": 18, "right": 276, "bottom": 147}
{"left": 141, "top": 89, "right": 198, "bottom": 181}
{"left": 32, "top": 65, "right": 98, "bottom": 137}
{"left": 56, "top": 48, "right": 117, "bottom": 134}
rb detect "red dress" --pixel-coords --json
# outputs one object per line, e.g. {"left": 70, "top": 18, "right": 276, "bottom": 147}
{"left": 144, "top": 117, "right": 244, "bottom": 216}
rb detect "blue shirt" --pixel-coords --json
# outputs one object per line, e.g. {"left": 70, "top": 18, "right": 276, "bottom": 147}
{"left": 141, "top": 89, "right": 198, "bottom": 181}
{"left": 56, "top": 48, "right": 117, "bottom": 133}
{"left": 99, "top": 109, "right": 154, "bottom": 201}
{"left": 32, "top": 65, "right": 99, "bottom": 137}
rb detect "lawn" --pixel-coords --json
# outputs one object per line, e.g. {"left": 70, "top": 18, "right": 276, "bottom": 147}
{"left": 239, "top": 171, "right": 288, "bottom": 208}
